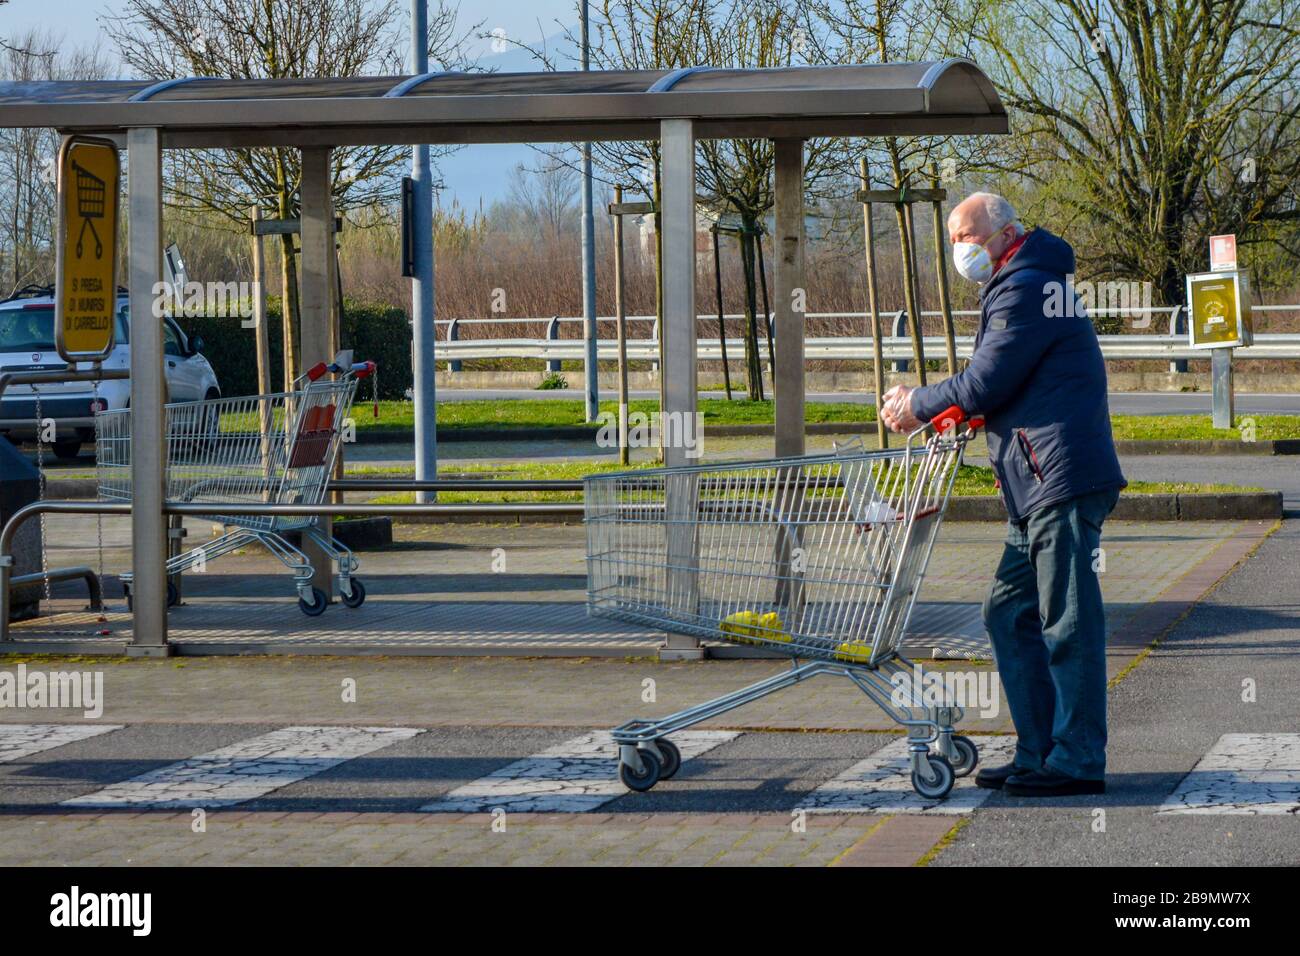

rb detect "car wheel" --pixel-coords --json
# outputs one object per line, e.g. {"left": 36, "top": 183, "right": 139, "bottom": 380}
{"left": 52, "top": 439, "right": 82, "bottom": 461}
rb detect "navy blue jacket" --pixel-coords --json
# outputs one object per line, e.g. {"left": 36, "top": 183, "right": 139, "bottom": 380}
{"left": 910, "top": 228, "right": 1126, "bottom": 521}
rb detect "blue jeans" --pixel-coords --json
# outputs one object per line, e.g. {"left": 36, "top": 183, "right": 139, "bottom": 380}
{"left": 983, "top": 487, "right": 1120, "bottom": 780}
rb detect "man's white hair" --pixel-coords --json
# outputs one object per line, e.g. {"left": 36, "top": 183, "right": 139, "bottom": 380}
{"left": 964, "top": 191, "right": 1025, "bottom": 237}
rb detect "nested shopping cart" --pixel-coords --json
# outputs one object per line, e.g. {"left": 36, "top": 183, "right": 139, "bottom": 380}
{"left": 96, "top": 354, "right": 376, "bottom": 616}
{"left": 587, "top": 406, "right": 983, "bottom": 799}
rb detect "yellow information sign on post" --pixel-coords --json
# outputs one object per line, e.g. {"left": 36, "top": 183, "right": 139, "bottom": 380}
{"left": 1185, "top": 270, "right": 1252, "bottom": 350}
{"left": 56, "top": 136, "right": 120, "bottom": 363}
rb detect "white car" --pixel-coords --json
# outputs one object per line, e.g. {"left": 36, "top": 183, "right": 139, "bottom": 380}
{"left": 0, "top": 286, "right": 220, "bottom": 459}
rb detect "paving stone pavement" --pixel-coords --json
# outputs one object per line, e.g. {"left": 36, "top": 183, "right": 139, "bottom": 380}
{"left": 11, "top": 519, "right": 1260, "bottom": 659}
{"left": 0, "top": 811, "right": 956, "bottom": 867}
{"left": 0, "top": 516, "right": 1285, "bottom": 865}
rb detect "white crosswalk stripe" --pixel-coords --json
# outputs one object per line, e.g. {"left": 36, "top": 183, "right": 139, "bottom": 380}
{"left": 803, "top": 736, "right": 1018, "bottom": 814}
{"left": 1158, "top": 733, "right": 1300, "bottom": 815}
{"left": 61, "top": 726, "right": 423, "bottom": 809}
{"left": 0, "top": 724, "right": 123, "bottom": 762}
{"left": 422, "top": 730, "right": 739, "bottom": 813}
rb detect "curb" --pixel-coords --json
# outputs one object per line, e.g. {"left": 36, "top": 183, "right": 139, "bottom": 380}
{"left": 39, "top": 482, "right": 1280, "bottom": 523}
{"left": 1113, "top": 439, "right": 1300, "bottom": 456}
{"left": 945, "top": 492, "right": 1282, "bottom": 522}
{"left": 349, "top": 421, "right": 883, "bottom": 443}
{"left": 283, "top": 517, "right": 393, "bottom": 550}
{"left": 351, "top": 428, "right": 1299, "bottom": 453}
{"left": 374, "top": 491, "right": 1282, "bottom": 525}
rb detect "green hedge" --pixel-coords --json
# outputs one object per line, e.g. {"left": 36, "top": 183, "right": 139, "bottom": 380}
{"left": 177, "top": 300, "right": 412, "bottom": 400}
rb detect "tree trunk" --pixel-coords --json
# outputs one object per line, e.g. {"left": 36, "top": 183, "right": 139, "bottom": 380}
{"left": 278, "top": 232, "right": 301, "bottom": 388}
{"left": 738, "top": 223, "right": 764, "bottom": 401}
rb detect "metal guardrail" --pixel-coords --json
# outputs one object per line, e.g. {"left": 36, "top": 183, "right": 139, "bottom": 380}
{"left": 435, "top": 332, "right": 1300, "bottom": 363}
{"left": 433, "top": 307, "right": 1300, "bottom": 365}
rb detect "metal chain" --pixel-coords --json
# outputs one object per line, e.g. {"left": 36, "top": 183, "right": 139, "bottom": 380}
{"left": 33, "top": 386, "right": 50, "bottom": 611}
{"left": 93, "top": 379, "right": 105, "bottom": 602}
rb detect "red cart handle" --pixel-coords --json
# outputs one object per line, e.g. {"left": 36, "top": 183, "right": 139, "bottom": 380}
{"left": 305, "top": 359, "right": 376, "bottom": 381}
{"left": 930, "top": 405, "right": 985, "bottom": 433}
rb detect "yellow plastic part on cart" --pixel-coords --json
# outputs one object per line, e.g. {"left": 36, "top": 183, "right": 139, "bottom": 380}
{"left": 720, "top": 610, "right": 791, "bottom": 644}
{"left": 834, "top": 641, "right": 874, "bottom": 662}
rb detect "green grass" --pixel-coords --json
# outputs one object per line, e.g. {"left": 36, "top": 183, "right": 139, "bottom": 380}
{"left": 250, "top": 398, "right": 877, "bottom": 432}
{"left": 1108, "top": 414, "right": 1300, "bottom": 441}
{"left": 222, "top": 400, "right": 1297, "bottom": 441}
{"left": 366, "top": 460, "right": 1256, "bottom": 505}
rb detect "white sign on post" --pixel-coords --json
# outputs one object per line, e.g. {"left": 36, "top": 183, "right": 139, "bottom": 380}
{"left": 1209, "top": 234, "right": 1237, "bottom": 272}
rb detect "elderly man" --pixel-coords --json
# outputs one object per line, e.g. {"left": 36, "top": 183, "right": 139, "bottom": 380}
{"left": 881, "top": 192, "right": 1126, "bottom": 797}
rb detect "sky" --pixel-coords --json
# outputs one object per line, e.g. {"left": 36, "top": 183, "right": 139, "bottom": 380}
{"left": 3, "top": 0, "right": 581, "bottom": 205}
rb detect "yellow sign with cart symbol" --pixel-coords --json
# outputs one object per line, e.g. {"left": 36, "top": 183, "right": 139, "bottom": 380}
{"left": 56, "top": 136, "right": 120, "bottom": 362}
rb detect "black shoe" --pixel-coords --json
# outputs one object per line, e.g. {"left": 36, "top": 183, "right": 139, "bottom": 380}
{"left": 1003, "top": 767, "right": 1105, "bottom": 797}
{"left": 974, "top": 761, "right": 1026, "bottom": 790}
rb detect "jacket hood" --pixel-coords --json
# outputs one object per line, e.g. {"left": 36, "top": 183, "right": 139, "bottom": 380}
{"left": 982, "top": 227, "right": 1075, "bottom": 297}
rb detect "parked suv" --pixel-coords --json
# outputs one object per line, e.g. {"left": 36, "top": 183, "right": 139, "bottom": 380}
{"left": 0, "top": 286, "right": 220, "bottom": 459}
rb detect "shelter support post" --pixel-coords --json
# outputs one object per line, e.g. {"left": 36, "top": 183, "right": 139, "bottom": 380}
{"left": 612, "top": 185, "right": 630, "bottom": 466}
{"left": 127, "top": 126, "right": 169, "bottom": 654}
{"left": 772, "top": 139, "right": 807, "bottom": 612}
{"left": 658, "top": 118, "right": 702, "bottom": 659}
{"left": 773, "top": 139, "right": 806, "bottom": 459}
{"left": 300, "top": 146, "right": 336, "bottom": 600}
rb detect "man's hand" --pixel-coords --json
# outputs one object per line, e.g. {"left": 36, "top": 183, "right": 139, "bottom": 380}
{"left": 880, "top": 384, "right": 922, "bottom": 434}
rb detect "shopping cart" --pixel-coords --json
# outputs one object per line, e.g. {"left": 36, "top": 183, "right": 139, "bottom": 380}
{"left": 587, "top": 405, "right": 983, "bottom": 799}
{"left": 71, "top": 160, "right": 106, "bottom": 259}
{"left": 96, "top": 353, "right": 376, "bottom": 616}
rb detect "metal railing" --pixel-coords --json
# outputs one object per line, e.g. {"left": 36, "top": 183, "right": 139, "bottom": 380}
{"left": 0, "top": 486, "right": 586, "bottom": 643}
{"left": 433, "top": 306, "right": 1300, "bottom": 366}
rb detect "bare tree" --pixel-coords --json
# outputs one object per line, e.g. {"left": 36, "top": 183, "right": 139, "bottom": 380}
{"left": 104, "top": 0, "right": 474, "bottom": 377}
{"left": 971, "top": 0, "right": 1300, "bottom": 308}
{"left": 0, "top": 0, "right": 58, "bottom": 56}
{"left": 0, "top": 29, "right": 112, "bottom": 294}
{"left": 496, "top": 160, "right": 581, "bottom": 241}
{"left": 506, "top": 0, "right": 842, "bottom": 398}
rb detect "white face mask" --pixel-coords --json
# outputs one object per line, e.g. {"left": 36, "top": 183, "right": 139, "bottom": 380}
{"left": 953, "top": 241, "right": 994, "bottom": 283}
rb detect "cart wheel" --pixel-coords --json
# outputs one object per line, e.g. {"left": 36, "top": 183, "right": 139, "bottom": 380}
{"left": 619, "top": 749, "right": 662, "bottom": 793}
{"left": 298, "top": 587, "right": 329, "bottom": 617}
{"left": 947, "top": 735, "right": 979, "bottom": 777}
{"left": 654, "top": 739, "right": 682, "bottom": 780}
{"left": 911, "top": 753, "right": 955, "bottom": 800}
{"left": 340, "top": 579, "right": 366, "bottom": 609}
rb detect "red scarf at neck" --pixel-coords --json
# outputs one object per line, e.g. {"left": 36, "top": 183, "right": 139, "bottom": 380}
{"left": 994, "top": 230, "right": 1029, "bottom": 273}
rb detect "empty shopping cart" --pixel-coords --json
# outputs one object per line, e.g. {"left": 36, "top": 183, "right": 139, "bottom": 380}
{"left": 97, "top": 354, "right": 375, "bottom": 616}
{"left": 586, "top": 405, "right": 983, "bottom": 799}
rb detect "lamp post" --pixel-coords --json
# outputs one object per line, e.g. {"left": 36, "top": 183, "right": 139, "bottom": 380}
{"left": 410, "top": 0, "right": 437, "bottom": 502}
{"left": 580, "top": 0, "right": 599, "bottom": 421}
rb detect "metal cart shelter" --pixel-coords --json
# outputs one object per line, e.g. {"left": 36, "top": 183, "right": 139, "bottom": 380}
{"left": 0, "top": 61, "right": 1006, "bottom": 654}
